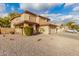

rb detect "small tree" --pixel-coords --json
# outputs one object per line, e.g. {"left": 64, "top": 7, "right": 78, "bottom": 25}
{"left": 3, "top": 17, "right": 11, "bottom": 27}
{"left": 8, "top": 12, "right": 20, "bottom": 21}
{"left": 66, "top": 21, "right": 79, "bottom": 31}
{"left": 0, "top": 17, "right": 4, "bottom": 27}
{"left": 0, "top": 17, "right": 10, "bottom": 28}
{"left": 66, "top": 21, "right": 75, "bottom": 29}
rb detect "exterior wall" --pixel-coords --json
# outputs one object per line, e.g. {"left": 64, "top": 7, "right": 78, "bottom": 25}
{"left": 29, "top": 14, "right": 36, "bottom": 23}
{"left": 39, "top": 26, "right": 50, "bottom": 34}
{"left": 55, "top": 27, "right": 65, "bottom": 33}
{"left": 14, "top": 25, "right": 23, "bottom": 34}
{"left": 11, "top": 12, "right": 51, "bottom": 35}
{"left": 39, "top": 17, "right": 48, "bottom": 25}
{"left": 24, "top": 23, "right": 29, "bottom": 27}
{"left": 15, "top": 28, "right": 22, "bottom": 34}
{"left": 14, "top": 23, "right": 29, "bottom": 35}
{"left": 36, "top": 16, "right": 40, "bottom": 23}
{"left": 21, "top": 13, "right": 36, "bottom": 23}
{"left": 11, "top": 22, "right": 15, "bottom": 28}
{"left": 0, "top": 28, "right": 15, "bottom": 34}
{"left": 21, "top": 13, "right": 48, "bottom": 25}
{"left": 50, "top": 28, "right": 56, "bottom": 34}
{"left": 21, "top": 13, "right": 30, "bottom": 21}
{"left": 57, "top": 26, "right": 69, "bottom": 32}
{"left": 49, "top": 25, "right": 57, "bottom": 34}
{"left": 36, "top": 16, "right": 48, "bottom": 25}
{"left": 11, "top": 23, "right": 14, "bottom": 28}
{"left": 39, "top": 25, "right": 57, "bottom": 34}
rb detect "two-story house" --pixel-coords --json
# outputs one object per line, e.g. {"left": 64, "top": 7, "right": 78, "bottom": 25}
{"left": 11, "top": 10, "right": 57, "bottom": 35}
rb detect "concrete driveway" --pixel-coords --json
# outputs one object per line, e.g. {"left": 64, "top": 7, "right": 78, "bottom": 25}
{"left": 0, "top": 32, "right": 79, "bottom": 56}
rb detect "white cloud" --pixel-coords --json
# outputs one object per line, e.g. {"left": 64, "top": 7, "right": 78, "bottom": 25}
{"left": 11, "top": 6, "right": 15, "bottom": 12}
{"left": 40, "top": 13, "right": 79, "bottom": 24}
{"left": 73, "top": 6, "right": 79, "bottom": 11}
{"left": 40, "top": 13, "right": 65, "bottom": 24}
{"left": 20, "top": 3, "right": 63, "bottom": 14}
{"left": 0, "top": 3, "right": 8, "bottom": 17}
{"left": 20, "top": 3, "right": 60, "bottom": 11}
{"left": 41, "top": 13, "right": 62, "bottom": 17}
{"left": 19, "top": 3, "right": 79, "bottom": 24}
{"left": 0, "top": 13, "right": 8, "bottom": 17}
{"left": 44, "top": 10, "right": 49, "bottom": 14}
{"left": 59, "top": 15, "right": 73, "bottom": 20}
{"left": 64, "top": 3, "right": 79, "bottom": 15}
{"left": 69, "top": 5, "right": 79, "bottom": 15}
{"left": 64, "top": 3, "right": 74, "bottom": 7}
{"left": 0, "top": 3, "right": 5, "bottom": 12}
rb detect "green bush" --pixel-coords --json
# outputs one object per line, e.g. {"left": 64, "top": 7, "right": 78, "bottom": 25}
{"left": 24, "top": 26, "right": 33, "bottom": 36}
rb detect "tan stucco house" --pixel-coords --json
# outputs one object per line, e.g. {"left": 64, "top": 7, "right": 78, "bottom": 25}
{"left": 11, "top": 10, "right": 57, "bottom": 35}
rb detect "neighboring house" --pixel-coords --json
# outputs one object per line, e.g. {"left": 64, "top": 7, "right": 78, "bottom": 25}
{"left": 11, "top": 10, "right": 57, "bottom": 35}
{"left": 55, "top": 24, "right": 69, "bottom": 33}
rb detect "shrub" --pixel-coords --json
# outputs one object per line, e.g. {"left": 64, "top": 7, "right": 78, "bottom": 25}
{"left": 24, "top": 26, "right": 33, "bottom": 36}
{"left": 0, "top": 29, "right": 1, "bottom": 34}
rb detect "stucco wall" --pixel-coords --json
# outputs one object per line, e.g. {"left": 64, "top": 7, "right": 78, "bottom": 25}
{"left": 11, "top": 23, "right": 15, "bottom": 28}
{"left": 21, "top": 13, "right": 30, "bottom": 21}
{"left": 39, "top": 25, "right": 58, "bottom": 34}
{"left": 50, "top": 28, "right": 56, "bottom": 34}
{"left": 39, "top": 26, "right": 50, "bottom": 34}
{"left": 36, "top": 16, "right": 40, "bottom": 23}
{"left": 29, "top": 14, "right": 36, "bottom": 23}
{"left": 57, "top": 28, "right": 65, "bottom": 32}
{"left": 21, "top": 13, "right": 36, "bottom": 23}
{"left": 15, "top": 28, "right": 23, "bottom": 34}
{"left": 39, "top": 17, "right": 48, "bottom": 25}
{"left": 0, "top": 28, "right": 15, "bottom": 34}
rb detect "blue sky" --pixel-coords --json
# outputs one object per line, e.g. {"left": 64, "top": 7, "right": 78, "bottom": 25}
{"left": 0, "top": 3, "right": 79, "bottom": 24}
{"left": 3, "top": 3, "right": 78, "bottom": 14}
{"left": 0, "top": 3, "right": 75, "bottom": 15}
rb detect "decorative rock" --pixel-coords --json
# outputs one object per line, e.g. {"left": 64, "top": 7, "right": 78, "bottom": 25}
{"left": 37, "top": 39, "right": 42, "bottom": 41}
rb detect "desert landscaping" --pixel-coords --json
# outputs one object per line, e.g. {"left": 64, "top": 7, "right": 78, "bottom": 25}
{"left": 0, "top": 32, "right": 79, "bottom": 56}
{"left": 0, "top": 3, "right": 79, "bottom": 56}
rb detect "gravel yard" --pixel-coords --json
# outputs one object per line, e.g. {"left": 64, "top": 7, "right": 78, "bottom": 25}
{"left": 0, "top": 32, "right": 79, "bottom": 56}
